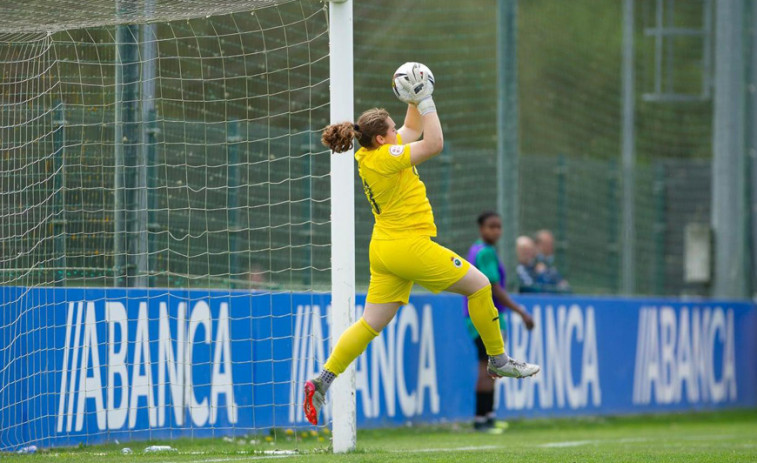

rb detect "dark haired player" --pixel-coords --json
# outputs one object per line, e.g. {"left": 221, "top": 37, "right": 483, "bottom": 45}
{"left": 463, "top": 211, "right": 535, "bottom": 432}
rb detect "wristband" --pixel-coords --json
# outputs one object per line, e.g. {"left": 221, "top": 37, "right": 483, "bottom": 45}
{"left": 416, "top": 97, "right": 436, "bottom": 116}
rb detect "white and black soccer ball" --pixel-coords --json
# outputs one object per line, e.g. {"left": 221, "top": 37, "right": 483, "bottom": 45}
{"left": 392, "top": 62, "right": 435, "bottom": 102}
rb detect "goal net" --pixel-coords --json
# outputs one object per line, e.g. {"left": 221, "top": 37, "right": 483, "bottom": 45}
{"left": 0, "top": 0, "right": 334, "bottom": 450}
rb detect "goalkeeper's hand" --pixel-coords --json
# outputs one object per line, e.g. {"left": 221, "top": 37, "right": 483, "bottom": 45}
{"left": 397, "top": 63, "right": 433, "bottom": 102}
{"left": 397, "top": 63, "right": 436, "bottom": 115}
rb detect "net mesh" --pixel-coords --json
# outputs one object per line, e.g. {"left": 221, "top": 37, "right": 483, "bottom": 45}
{"left": 1, "top": 1, "right": 331, "bottom": 290}
{"left": 0, "top": 0, "right": 283, "bottom": 34}
{"left": 1, "top": 0, "right": 330, "bottom": 449}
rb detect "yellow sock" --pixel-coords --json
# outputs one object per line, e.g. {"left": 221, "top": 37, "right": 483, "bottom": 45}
{"left": 323, "top": 317, "right": 378, "bottom": 375}
{"left": 468, "top": 285, "right": 505, "bottom": 356}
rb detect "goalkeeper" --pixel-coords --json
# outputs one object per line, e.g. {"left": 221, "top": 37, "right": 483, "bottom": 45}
{"left": 304, "top": 63, "right": 539, "bottom": 426}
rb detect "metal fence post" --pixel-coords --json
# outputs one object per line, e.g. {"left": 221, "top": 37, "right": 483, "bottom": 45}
{"left": 607, "top": 159, "right": 619, "bottom": 293}
{"left": 653, "top": 163, "right": 666, "bottom": 295}
{"left": 711, "top": 0, "right": 748, "bottom": 298}
{"left": 496, "top": 0, "right": 519, "bottom": 284}
{"left": 114, "top": 0, "right": 145, "bottom": 287}
{"left": 556, "top": 154, "right": 567, "bottom": 276}
{"left": 142, "top": 8, "right": 157, "bottom": 287}
{"left": 52, "top": 102, "right": 67, "bottom": 286}
{"left": 748, "top": 0, "right": 757, "bottom": 298}
{"left": 621, "top": 0, "right": 637, "bottom": 295}
{"left": 227, "top": 119, "right": 242, "bottom": 286}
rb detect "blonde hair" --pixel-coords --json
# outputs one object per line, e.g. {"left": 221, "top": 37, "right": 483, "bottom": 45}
{"left": 321, "top": 108, "right": 391, "bottom": 153}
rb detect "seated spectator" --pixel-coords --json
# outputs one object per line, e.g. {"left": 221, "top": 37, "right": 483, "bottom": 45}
{"left": 534, "top": 229, "right": 571, "bottom": 293}
{"left": 516, "top": 236, "right": 541, "bottom": 293}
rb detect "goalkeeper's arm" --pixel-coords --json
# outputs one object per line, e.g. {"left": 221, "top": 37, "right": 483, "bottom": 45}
{"left": 398, "top": 104, "right": 423, "bottom": 143}
{"left": 407, "top": 110, "right": 443, "bottom": 166}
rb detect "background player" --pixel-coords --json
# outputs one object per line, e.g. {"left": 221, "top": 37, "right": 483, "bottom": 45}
{"left": 464, "top": 211, "right": 535, "bottom": 432}
{"left": 303, "top": 63, "right": 539, "bottom": 426}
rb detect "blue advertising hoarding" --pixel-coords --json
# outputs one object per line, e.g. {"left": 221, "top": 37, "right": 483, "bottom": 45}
{"left": 1, "top": 286, "right": 755, "bottom": 450}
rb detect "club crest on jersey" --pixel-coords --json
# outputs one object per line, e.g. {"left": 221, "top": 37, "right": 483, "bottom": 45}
{"left": 389, "top": 145, "right": 404, "bottom": 156}
{"left": 451, "top": 257, "right": 462, "bottom": 268}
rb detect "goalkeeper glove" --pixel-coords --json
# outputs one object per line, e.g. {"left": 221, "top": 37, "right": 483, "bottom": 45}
{"left": 394, "top": 62, "right": 436, "bottom": 115}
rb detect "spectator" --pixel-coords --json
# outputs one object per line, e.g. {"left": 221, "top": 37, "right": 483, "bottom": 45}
{"left": 534, "top": 229, "right": 570, "bottom": 292}
{"left": 516, "top": 236, "right": 541, "bottom": 293}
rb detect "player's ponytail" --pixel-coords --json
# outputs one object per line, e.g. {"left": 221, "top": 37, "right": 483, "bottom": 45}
{"left": 321, "top": 108, "right": 391, "bottom": 153}
{"left": 321, "top": 121, "right": 357, "bottom": 153}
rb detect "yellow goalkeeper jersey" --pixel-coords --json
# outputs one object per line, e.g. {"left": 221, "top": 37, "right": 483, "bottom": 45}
{"left": 355, "top": 134, "right": 437, "bottom": 240}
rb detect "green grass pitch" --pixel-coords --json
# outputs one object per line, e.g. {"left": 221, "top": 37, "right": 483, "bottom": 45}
{"left": 5, "top": 410, "right": 756, "bottom": 462}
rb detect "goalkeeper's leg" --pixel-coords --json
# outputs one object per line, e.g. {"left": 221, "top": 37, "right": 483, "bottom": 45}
{"left": 304, "top": 301, "right": 401, "bottom": 425}
{"left": 447, "top": 268, "right": 540, "bottom": 379}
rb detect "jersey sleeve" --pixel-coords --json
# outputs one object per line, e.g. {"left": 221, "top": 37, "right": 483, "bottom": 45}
{"left": 475, "top": 247, "right": 501, "bottom": 284}
{"left": 371, "top": 143, "right": 411, "bottom": 175}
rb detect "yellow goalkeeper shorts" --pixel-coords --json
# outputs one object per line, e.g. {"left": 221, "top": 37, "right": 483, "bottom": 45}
{"left": 366, "top": 235, "right": 470, "bottom": 304}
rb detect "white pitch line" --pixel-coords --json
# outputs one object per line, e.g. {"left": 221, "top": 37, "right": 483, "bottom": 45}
{"left": 395, "top": 445, "right": 502, "bottom": 453}
{"left": 539, "top": 433, "right": 741, "bottom": 449}
{"left": 540, "top": 437, "right": 652, "bottom": 448}
{"left": 540, "top": 440, "right": 596, "bottom": 448}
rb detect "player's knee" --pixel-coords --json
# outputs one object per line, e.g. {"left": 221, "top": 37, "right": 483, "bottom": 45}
{"left": 363, "top": 316, "right": 387, "bottom": 333}
{"left": 468, "top": 267, "right": 491, "bottom": 293}
{"left": 362, "top": 302, "right": 401, "bottom": 332}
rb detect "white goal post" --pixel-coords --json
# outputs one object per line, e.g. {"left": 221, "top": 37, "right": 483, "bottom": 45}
{"left": 0, "top": 0, "right": 357, "bottom": 453}
{"left": 327, "top": 0, "right": 357, "bottom": 454}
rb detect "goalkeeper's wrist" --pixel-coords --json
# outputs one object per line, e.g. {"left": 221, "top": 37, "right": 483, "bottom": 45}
{"left": 416, "top": 97, "right": 436, "bottom": 116}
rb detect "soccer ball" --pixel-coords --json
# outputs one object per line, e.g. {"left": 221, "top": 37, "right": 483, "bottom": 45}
{"left": 392, "top": 62, "right": 435, "bottom": 102}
